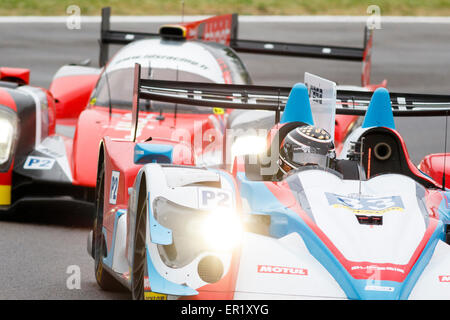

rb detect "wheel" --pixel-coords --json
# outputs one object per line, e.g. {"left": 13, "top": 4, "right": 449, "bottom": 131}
{"left": 93, "top": 161, "right": 123, "bottom": 291}
{"left": 131, "top": 192, "right": 148, "bottom": 300}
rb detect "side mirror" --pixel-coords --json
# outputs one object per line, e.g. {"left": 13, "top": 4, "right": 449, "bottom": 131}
{"left": 0, "top": 67, "right": 30, "bottom": 85}
{"left": 134, "top": 143, "right": 173, "bottom": 164}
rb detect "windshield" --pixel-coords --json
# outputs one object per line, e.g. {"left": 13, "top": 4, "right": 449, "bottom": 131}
{"left": 93, "top": 67, "right": 218, "bottom": 114}
{"left": 91, "top": 39, "right": 251, "bottom": 114}
{"left": 201, "top": 42, "right": 252, "bottom": 85}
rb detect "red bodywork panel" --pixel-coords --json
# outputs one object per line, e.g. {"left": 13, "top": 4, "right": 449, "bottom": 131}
{"left": 49, "top": 74, "right": 100, "bottom": 120}
{"left": 419, "top": 153, "right": 450, "bottom": 189}
{"left": 162, "top": 14, "right": 235, "bottom": 46}
{"left": 0, "top": 87, "right": 17, "bottom": 112}
{"left": 102, "top": 138, "right": 141, "bottom": 242}
{"left": 0, "top": 67, "right": 30, "bottom": 85}
{"left": 389, "top": 129, "right": 441, "bottom": 188}
{"left": 44, "top": 88, "right": 57, "bottom": 136}
{"left": 72, "top": 106, "right": 219, "bottom": 187}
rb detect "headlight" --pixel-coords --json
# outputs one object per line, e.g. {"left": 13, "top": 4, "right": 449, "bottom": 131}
{"left": 0, "top": 108, "right": 18, "bottom": 166}
{"left": 201, "top": 208, "right": 243, "bottom": 252}
{"left": 153, "top": 197, "right": 242, "bottom": 269}
{"left": 231, "top": 135, "right": 266, "bottom": 158}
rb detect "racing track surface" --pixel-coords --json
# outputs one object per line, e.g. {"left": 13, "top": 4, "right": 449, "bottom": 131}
{"left": 0, "top": 19, "right": 449, "bottom": 299}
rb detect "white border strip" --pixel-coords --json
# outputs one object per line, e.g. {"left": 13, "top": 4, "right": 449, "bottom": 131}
{"left": 0, "top": 15, "right": 450, "bottom": 24}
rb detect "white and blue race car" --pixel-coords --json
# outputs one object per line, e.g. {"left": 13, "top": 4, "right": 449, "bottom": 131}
{"left": 88, "top": 67, "right": 450, "bottom": 299}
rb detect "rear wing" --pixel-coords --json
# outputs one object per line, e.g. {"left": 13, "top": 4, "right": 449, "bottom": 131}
{"left": 130, "top": 62, "right": 450, "bottom": 140}
{"left": 99, "top": 7, "right": 237, "bottom": 67}
{"left": 99, "top": 7, "right": 378, "bottom": 87}
{"left": 231, "top": 25, "right": 375, "bottom": 88}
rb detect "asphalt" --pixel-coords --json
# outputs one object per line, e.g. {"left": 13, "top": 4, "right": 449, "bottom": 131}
{"left": 0, "top": 19, "right": 449, "bottom": 299}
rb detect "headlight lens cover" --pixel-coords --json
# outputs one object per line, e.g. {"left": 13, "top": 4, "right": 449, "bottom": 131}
{"left": 0, "top": 107, "right": 18, "bottom": 166}
{"left": 231, "top": 135, "right": 267, "bottom": 158}
{"left": 153, "top": 196, "right": 242, "bottom": 269}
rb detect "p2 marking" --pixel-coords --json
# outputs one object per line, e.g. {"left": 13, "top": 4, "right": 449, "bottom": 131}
{"left": 23, "top": 156, "right": 55, "bottom": 170}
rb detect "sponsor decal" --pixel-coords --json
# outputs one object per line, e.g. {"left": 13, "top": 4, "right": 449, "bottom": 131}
{"left": 0, "top": 185, "right": 11, "bottom": 206}
{"left": 439, "top": 275, "right": 450, "bottom": 282}
{"left": 144, "top": 292, "right": 167, "bottom": 300}
{"left": 109, "top": 171, "right": 120, "bottom": 205}
{"left": 213, "top": 107, "right": 225, "bottom": 115}
{"left": 309, "top": 85, "right": 324, "bottom": 104}
{"left": 325, "top": 192, "right": 405, "bottom": 215}
{"left": 351, "top": 265, "right": 405, "bottom": 274}
{"left": 201, "top": 18, "right": 232, "bottom": 45}
{"left": 257, "top": 265, "right": 308, "bottom": 276}
{"left": 23, "top": 156, "right": 55, "bottom": 170}
{"left": 144, "top": 276, "right": 151, "bottom": 291}
{"left": 143, "top": 276, "right": 167, "bottom": 300}
{"left": 364, "top": 285, "right": 395, "bottom": 292}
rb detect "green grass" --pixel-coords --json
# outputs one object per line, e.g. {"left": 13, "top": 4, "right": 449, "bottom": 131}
{"left": 1, "top": 0, "right": 450, "bottom": 16}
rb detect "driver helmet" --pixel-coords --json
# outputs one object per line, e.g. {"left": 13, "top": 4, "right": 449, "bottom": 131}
{"left": 278, "top": 125, "right": 336, "bottom": 175}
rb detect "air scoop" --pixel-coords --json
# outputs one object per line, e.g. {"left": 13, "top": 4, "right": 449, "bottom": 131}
{"left": 159, "top": 25, "right": 186, "bottom": 40}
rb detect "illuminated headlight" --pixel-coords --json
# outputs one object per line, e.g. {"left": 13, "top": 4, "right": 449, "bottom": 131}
{"left": 154, "top": 197, "right": 242, "bottom": 269}
{"left": 0, "top": 108, "right": 18, "bottom": 166}
{"left": 201, "top": 208, "right": 243, "bottom": 252}
{"left": 231, "top": 135, "right": 266, "bottom": 158}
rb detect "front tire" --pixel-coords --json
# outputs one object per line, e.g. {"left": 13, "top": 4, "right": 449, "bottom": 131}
{"left": 131, "top": 193, "right": 148, "bottom": 300}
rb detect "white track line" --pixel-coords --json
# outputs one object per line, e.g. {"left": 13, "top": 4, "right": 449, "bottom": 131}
{"left": 0, "top": 15, "right": 449, "bottom": 24}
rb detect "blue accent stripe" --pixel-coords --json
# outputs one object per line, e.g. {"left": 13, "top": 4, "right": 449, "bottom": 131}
{"left": 438, "top": 191, "right": 450, "bottom": 224}
{"left": 398, "top": 219, "right": 444, "bottom": 299}
{"left": 134, "top": 143, "right": 173, "bottom": 164}
{"left": 145, "top": 246, "right": 198, "bottom": 296}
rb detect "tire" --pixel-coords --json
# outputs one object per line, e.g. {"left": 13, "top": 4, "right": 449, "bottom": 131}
{"left": 131, "top": 192, "right": 148, "bottom": 300}
{"left": 93, "top": 161, "right": 123, "bottom": 291}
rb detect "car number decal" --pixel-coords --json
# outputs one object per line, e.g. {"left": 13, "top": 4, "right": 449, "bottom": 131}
{"left": 109, "top": 171, "right": 120, "bottom": 205}
{"left": 325, "top": 192, "right": 405, "bottom": 215}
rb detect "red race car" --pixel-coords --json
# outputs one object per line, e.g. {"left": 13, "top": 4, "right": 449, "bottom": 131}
{"left": 0, "top": 7, "right": 381, "bottom": 214}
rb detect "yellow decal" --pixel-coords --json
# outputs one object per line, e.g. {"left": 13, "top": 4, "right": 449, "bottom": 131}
{"left": 144, "top": 292, "right": 167, "bottom": 300}
{"left": 0, "top": 185, "right": 11, "bottom": 205}
{"left": 90, "top": 97, "right": 97, "bottom": 106}
{"left": 331, "top": 204, "right": 404, "bottom": 215}
{"left": 96, "top": 261, "right": 103, "bottom": 281}
{"left": 213, "top": 107, "right": 225, "bottom": 115}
